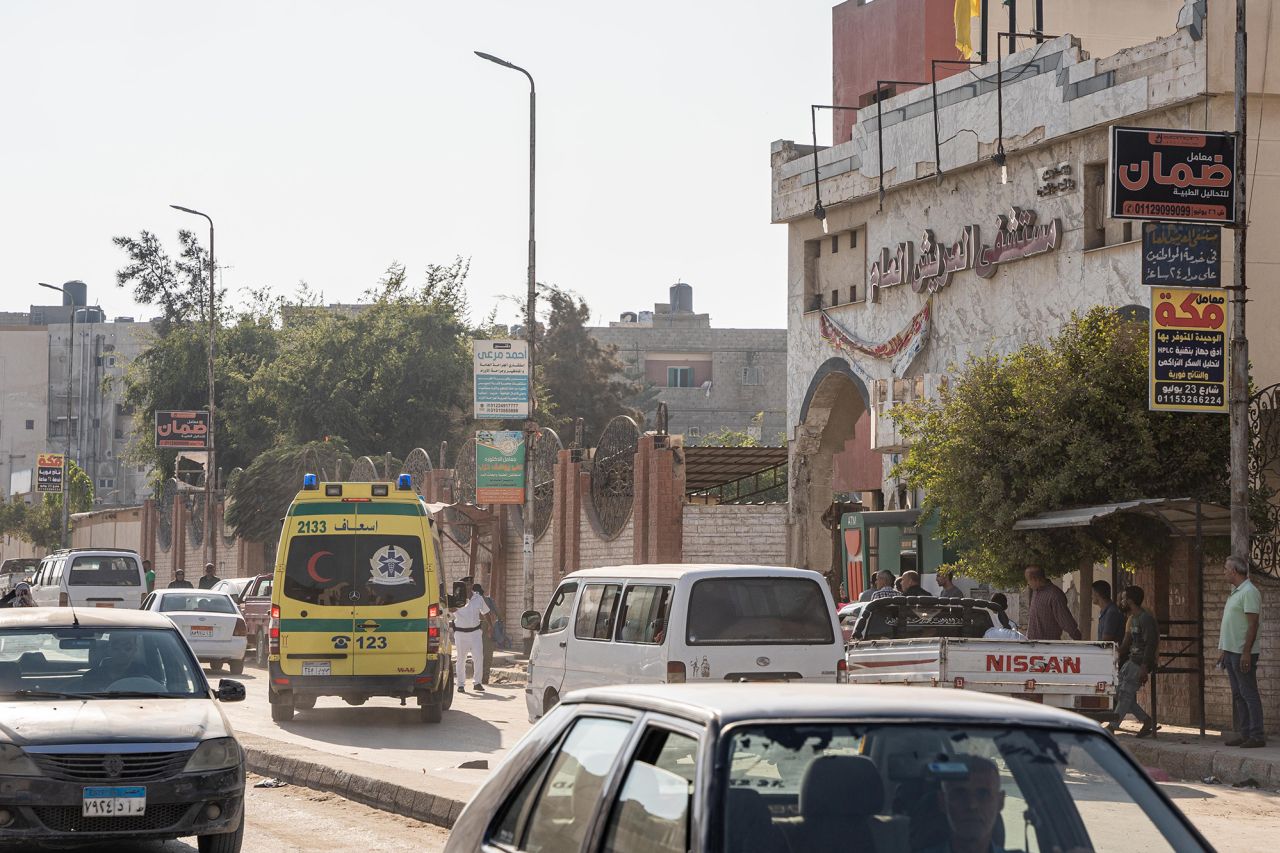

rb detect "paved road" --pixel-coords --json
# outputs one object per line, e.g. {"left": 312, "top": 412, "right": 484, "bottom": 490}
{"left": 1164, "top": 780, "right": 1280, "bottom": 851}
{"left": 219, "top": 664, "right": 534, "bottom": 792}
{"left": 6, "top": 774, "right": 451, "bottom": 852}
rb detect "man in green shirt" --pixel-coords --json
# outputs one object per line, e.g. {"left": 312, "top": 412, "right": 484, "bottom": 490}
{"left": 1218, "top": 556, "right": 1265, "bottom": 747}
{"left": 143, "top": 560, "right": 155, "bottom": 594}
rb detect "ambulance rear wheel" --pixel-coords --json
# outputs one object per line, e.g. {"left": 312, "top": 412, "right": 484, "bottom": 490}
{"left": 270, "top": 693, "right": 294, "bottom": 723}
{"left": 442, "top": 672, "right": 455, "bottom": 710}
{"left": 294, "top": 695, "right": 316, "bottom": 711}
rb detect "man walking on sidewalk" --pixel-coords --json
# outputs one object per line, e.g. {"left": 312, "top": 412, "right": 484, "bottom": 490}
{"left": 1219, "top": 556, "right": 1265, "bottom": 748}
{"left": 1109, "top": 585, "right": 1158, "bottom": 737}
{"left": 1024, "top": 565, "right": 1082, "bottom": 641}
{"left": 452, "top": 576, "right": 492, "bottom": 694}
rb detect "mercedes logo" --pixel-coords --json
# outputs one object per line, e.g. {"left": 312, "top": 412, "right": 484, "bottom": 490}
{"left": 103, "top": 755, "right": 124, "bottom": 779}
{"left": 756, "top": 656, "right": 771, "bottom": 667}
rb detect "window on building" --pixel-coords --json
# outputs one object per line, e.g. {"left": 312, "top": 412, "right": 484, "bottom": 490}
{"left": 24, "top": 420, "right": 34, "bottom": 430}
{"left": 667, "top": 367, "right": 693, "bottom": 388}
{"left": 687, "top": 427, "right": 701, "bottom": 438}
{"left": 741, "top": 367, "right": 763, "bottom": 386}
{"left": 1084, "top": 161, "right": 1134, "bottom": 250}
{"left": 98, "top": 478, "right": 115, "bottom": 490}
{"left": 805, "top": 227, "right": 866, "bottom": 312}
{"left": 830, "top": 235, "right": 839, "bottom": 254}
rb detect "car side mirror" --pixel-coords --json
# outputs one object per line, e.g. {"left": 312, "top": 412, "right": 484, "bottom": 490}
{"left": 216, "top": 679, "right": 246, "bottom": 703}
{"left": 520, "top": 610, "right": 542, "bottom": 632}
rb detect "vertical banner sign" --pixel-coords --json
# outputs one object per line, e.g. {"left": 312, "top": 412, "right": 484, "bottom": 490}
{"left": 1141, "top": 223, "right": 1221, "bottom": 287}
{"left": 473, "top": 340, "right": 530, "bottom": 419}
{"left": 1150, "top": 287, "right": 1229, "bottom": 414}
{"left": 475, "top": 430, "right": 526, "bottom": 505}
{"left": 155, "top": 411, "right": 210, "bottom": 449}
{"left": 1110, "top": 127, "right": 1237, "bottom": 225}
{"left": 36, "top": 453, "right": 64, "bottom": 493}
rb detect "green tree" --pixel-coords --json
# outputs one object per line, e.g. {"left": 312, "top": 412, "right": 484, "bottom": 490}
{"left": 225, "top": 439, "right": 353, "bottom": 546}
{"left": 1, "top": 461, "right": 95, "bottom": 550}
{"left": 536, "top": 285, "right": 640, "bottom": 442}
{"left": 893, "top": 307, "right": 1232, "bottom": 586}
{"left": 113, "top": 230, "right": 222, "bottom": 331}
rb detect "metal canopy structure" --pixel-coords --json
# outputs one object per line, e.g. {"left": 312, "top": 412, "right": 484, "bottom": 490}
{"left": 683, "top": 446, "right": 788, "bottom": 503}
{"left": 1013, "top": 497, "right": 1229, "bottom": 738}
{"left": 1013, "top": 498, "right": 1232, "bottom": 537}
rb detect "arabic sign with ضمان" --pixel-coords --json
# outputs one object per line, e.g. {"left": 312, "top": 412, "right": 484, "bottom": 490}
{"left": 1110, "top": 126, "right": 1237, "bottom": 225}
{"left": 1149, "top": 286, "right": 1229, "bottom": 415}
{"left": 155, "top": 410, "right": 211, "bottom": 448}
{"left": 1141, "top": 222, "right": 1221, "bottom": 287}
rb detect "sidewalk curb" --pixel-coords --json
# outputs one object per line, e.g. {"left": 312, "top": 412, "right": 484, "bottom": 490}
{"left": 240, "top": 737, "right": 468, "bottom": 830}
{"left": 1121, "top": 736, "right": 1280, "bottom": 790}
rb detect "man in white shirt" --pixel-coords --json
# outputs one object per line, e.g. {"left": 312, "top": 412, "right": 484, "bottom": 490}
{"left": 452, "top": 577, "right": 493, "bottom": 694}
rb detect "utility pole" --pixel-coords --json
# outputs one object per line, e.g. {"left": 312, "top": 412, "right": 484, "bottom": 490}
{"left": 1230, "top": 0, "right": 1250, "bottom": 561}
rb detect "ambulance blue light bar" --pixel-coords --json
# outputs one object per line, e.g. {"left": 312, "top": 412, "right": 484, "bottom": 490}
{"left": 397, "top": 474, "right": 413, "bottom": 491}
{"left": 302, "top": 473, "right": 318, "bottom": 490}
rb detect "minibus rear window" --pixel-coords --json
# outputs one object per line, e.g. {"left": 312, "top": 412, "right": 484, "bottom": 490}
{"left": 68, "top": 556, "right": 140, "bottom": 587}
{"left": 284, "top": 535, "right": 426, "bottom": 606}
{"left": 686, "top": 577, "right": 833, "bottom": 646}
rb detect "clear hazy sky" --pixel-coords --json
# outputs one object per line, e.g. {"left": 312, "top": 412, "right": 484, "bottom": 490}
{"left": 1, "top": 1, "right": 831, "bottom": 329}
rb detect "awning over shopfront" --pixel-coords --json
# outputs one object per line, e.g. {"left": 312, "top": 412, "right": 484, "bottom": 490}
{"left": 1012, "top": 498, "right": 1232, "bottom": 537}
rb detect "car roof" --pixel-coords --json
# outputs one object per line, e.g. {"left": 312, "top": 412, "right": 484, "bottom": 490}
{"left": 153, "top": 588, "right": 233, "bottom": 596}
{"left": 561, "top": 683, "right": 1103, "bottom": 733}
{"left": 562, "top": 564, "right": 824, "bottom": 582}
{"left": 0, "top": 607, "right": 178, "bottom": 629}
{"left": 46, "top": 548, "right": 141, "bottom": 555}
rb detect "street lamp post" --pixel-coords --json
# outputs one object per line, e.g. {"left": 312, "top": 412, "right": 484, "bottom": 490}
{"left": 170, "top": 205, "right": 217, "bottom": 571}
{"left": 37, "top": 283, "right": 74, "bottom": 548}
{"left": 475, "top": 50, "right": 537, "bottom": 642}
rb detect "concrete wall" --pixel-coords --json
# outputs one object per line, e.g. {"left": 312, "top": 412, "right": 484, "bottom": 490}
{"left": 71, "top": 507, "right": 143, "bottom": 550}
{"left": 682, "top": 503, "right": 788, "bottom": 566}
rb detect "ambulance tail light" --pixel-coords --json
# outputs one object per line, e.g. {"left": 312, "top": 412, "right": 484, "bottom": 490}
{"left": 269, "top": 604, "right": 281, "bottom": 656}
{"left": 666, "top": 661, "right": 686, "bottom": 684}
{"left": 233, "top": 617, "right": 247, "bottom": 637}
{"left": 836, "top": 658, "right": 849, "bottom": 684}
{"left": 427, "top": 602, "right": 442, "bottom": 653}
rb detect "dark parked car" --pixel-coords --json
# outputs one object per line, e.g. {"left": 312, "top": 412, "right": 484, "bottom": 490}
{"left": 445, "top": 683, "right": 1213, "bottom": 853}
{"left": 0, "top": 607, "right": 246, "bottom": 851}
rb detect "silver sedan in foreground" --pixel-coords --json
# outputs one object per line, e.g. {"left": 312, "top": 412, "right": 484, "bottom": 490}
{"left": 446, "top": 683, "right": 1212, "bottom": 852}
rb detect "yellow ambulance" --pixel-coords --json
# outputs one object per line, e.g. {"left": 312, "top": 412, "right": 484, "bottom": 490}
{"left": 267, "top": 474, "right": 453, "bottom": 722}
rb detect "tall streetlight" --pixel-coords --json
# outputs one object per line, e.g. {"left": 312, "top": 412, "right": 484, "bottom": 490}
{"left": 38, "top": 282, "right": 75, "bottom": 547}
{"left": 475, "top": 50, "right": 537, "bottom": 641}
{"left": 170, "top": 204, "right": 217, "bottom": 571}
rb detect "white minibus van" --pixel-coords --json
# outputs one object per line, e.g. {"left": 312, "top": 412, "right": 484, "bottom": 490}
{"left": 521, "top": 564, "right": 846, "bottom": 721}
{"left": 29, "top": 548, "right": 146, "bottom": 609}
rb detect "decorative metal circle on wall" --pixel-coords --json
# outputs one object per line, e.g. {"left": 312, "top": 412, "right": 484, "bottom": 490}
{"left": 589, "top": 415, "right": 640, "bottom": 539}
{"left": 187, "top": 493, "right": 205, "bottom": 548}
{"left": 454, "top": 437, "right": 477, "bottom": 505}
{"left": 401, "top": 447, "right": 434, "bottom": 495}
{"left": 442, "top": 505, "right": 471, "bottom": 546}
{"left": 530, "top": 428, "right": 562, "bottom": 541}
{"left": 156, "top": 478, "right": 178, "bottom": 553}
{"left": 349, "top": 455, "right": 381, "bottom": 482}
{"left": 1250, "top": 383, "right": 1280, "bottom": 577}
{"left": 221, "top": 468, "right": 243, "bottom": 546}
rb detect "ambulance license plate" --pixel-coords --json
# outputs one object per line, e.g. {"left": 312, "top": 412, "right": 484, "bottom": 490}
{"left": 83, "top": 786, "right": 146, "bottom": 817}
{"left": 302, "top": 661, "right": 331, "bottom": 676}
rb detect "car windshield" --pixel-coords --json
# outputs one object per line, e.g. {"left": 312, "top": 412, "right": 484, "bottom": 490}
{"left": 158, "top": 594, "right": 237, "bottom": 614}
{"left": 0, "top": 627, "right": 205, "bottom": 698}
{"left": 68, "top": 555, "right": 140, "bottom": 587}
{"left": 721, "top": 723, "right": 1202, "bottom": 853}
{"left": 686, "top": 577, "right": 833, "bottom": 645}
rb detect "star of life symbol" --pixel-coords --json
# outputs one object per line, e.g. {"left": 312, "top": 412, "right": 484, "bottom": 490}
{"left": 369, "top": 545, "right": 413, "bottom": 585}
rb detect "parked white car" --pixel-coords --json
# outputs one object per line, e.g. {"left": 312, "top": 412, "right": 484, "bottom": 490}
{"left": 521, "top": 564, "right": 846, "bottom": 722}
{"left": 30, "top": 549, "right": 146, "bottom": 610}
{"left": 142, "top": 590, "right": 249, "bottom": 675}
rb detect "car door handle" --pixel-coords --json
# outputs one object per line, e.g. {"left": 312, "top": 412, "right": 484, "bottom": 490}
{"left": 559, "top": 641, "right": 567, "bottom": 648}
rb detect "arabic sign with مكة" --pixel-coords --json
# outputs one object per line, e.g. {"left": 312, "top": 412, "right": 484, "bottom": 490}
{"left": 36, "top": 453, "right": 64, "bottom": 493}
{"left": 1141, "top": 223, "right": 1220, "bottom": 287}
{"left": 155, "top": 410, "right": 210, "bottom": 449}
{"left": 1149, "top": 287, "right": 1229, "bottom": 414}
{"left": 1110, "top": 126, "right": 1237, "bottom": 226}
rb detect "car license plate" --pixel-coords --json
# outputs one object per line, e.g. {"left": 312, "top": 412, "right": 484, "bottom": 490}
{"left": 83, "top": 786, "right": 145, "bottom": 817}
{"left": 302, "top": 661, "right": 331, "bottom": 676}
{"left": 94, "top": 602, "right": 115, "bottom": 608}
{"left": 189, "top": 625, "right": 214, "bottom": 638}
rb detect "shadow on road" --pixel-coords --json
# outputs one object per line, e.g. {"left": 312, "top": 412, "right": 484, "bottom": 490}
{"left": 274, "top": 702, "right": 508, "bottom": 753}
{"left": 1159, "top": 783, "right": 1219, "bottom": 800}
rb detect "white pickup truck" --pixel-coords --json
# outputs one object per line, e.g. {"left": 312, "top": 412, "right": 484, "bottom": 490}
{"left": 845, "top": 597, "right": 1117, "bottom": 719}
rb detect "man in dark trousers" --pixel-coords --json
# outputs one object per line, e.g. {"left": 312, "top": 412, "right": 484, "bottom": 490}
{"left": 1092, "top": 580, "right": 1125, "bottom": 643}
{"left": 1024, "top": 565, "right": 1082, "bottom": 640}
{"left": 1109, "top": 585, "right": 1158, "bottom": 737}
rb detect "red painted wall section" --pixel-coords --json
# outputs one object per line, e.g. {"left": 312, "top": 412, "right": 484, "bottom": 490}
{"left": 832, "top": 0, "right": 965, "bottom": 144}
{"left": 831, "top": 408, "right": 882, "bottom": 492}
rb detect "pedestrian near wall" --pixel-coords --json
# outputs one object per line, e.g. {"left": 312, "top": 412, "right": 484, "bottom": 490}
{"left": 452, "top": 576, "right": 493, "bottom": 694}
{"left": 937, "top": 570, "right": 964, "bottom": 598}
{"left": 1092, "top": 580, "right": 1125, "bottom": 643}
{"left": 861, "top": 570, "right": 898, "bottom": 601}
{"left": 473, "top": 583, "right": 501, "bottom": 686}
{"left": 143, "top": 559, "right": 155, "bottom": 594}
{"left": 1024, "top": 565, "right": 1083, "bottom": 641}
{"left": 1109, "top": 585, "right": 1158, "bottom": 738}
{"left": 1218, "top": 556, "right": 1266, "bottom": 748}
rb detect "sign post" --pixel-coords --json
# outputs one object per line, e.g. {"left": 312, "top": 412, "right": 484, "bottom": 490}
{"left": 1149, "top": 287, "right": 1229, "bottom": 414}
{"left": 155, "top": 411, "right": 211, "bottom": 449}
{"left": 1141, "top": 223, "right": 1221, "bottom": 287}
{"left": 1110, "top": 126, "right": 1238, "bottom": 225}
{"left": 473, "top": 340, "right": 530, "bottom": 420}
{"left": 36, "top": 453, "right": 64, "bottom": 494}
{"left": 476, "top": 430, "right": 527, "bottom": 505}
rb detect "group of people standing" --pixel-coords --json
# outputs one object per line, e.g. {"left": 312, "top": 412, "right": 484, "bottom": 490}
{"left": 857, "top": 568, "right": 965, "bottom": 601}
